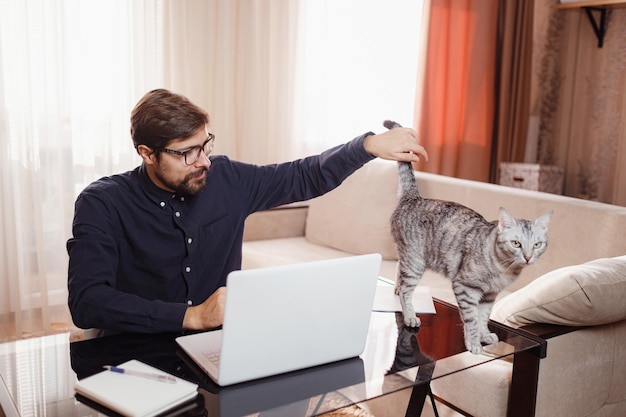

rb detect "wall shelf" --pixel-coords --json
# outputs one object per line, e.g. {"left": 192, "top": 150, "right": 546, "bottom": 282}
{"left": 557, "top": 0, "right": 626, "bottom": 47}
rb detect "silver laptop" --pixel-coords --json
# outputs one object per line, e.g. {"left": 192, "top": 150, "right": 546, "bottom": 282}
{"left": 176, "top": 253, "right": 381, "bottom": 386}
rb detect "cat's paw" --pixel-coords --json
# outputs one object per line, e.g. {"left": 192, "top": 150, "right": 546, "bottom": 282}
{"left": 465, "top": 340, "right": 483, "bottom": 355}
{"left": 481, "top": 332, "right": 499, "bottom": 345}
{"left": 403, "top": 315, "right": 421, "bottom": 328}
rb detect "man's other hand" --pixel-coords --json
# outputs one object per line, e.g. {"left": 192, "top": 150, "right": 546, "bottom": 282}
{"left": 183, "top": 286, "right": 227, "bottom": 330}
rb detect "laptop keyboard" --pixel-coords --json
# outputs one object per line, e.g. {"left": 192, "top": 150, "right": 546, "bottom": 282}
{"left": 203, "top": 350, "right": 221, "bottom": 366}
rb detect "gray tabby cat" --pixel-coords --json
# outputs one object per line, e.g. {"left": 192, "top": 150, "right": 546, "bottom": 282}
{"left": 386, "top": 122, "right": 553, "bottom": 354}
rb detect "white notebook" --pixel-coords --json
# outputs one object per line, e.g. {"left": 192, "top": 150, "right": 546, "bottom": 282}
{"left": 74, "top": 359, "right": 198, "bottom": 417}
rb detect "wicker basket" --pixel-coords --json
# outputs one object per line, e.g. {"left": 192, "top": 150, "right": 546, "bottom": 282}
{"left": 499, "top": 163, "right": 564, "bottom": 194}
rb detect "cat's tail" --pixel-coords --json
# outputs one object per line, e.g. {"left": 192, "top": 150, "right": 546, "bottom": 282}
{"left": 397, "top": 160, "right": 420, "bottom": 198}
{"left": 383, "top": 120, "right": 421, "bottom": 199}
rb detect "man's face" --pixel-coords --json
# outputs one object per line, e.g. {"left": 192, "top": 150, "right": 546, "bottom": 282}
{"left": 148, "top": 126, "right": 213, "bottom": 195}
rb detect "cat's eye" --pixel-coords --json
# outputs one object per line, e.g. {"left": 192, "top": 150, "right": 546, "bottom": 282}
{"left": 511, "top": 240, "right": 521, "bottom": 248}
{"left": 533, "top": 242, "right": 543, "bottom": 249}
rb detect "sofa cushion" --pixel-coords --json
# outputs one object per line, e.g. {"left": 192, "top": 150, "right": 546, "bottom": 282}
{"left": 305, "top": 159, "right": 399, "bottom": 260}
{"left": 491, "top": 256, "right": 626, "bottom": 327}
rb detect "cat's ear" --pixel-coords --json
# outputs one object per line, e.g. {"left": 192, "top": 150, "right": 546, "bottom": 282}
{"left": 498, "top": 207, "right": 517, "bottom": 232}
{"left": 534, "top": 210, "right": 553, "bottom": 231}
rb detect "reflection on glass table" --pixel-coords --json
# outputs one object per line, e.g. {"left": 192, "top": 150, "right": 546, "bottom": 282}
{"left": 0, "top": 299, "right": 543, "bottom": 417}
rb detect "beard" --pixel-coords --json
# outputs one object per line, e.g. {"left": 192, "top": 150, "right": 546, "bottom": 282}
{"left": 156, "top": 168, "right": 208, "bottom": 195}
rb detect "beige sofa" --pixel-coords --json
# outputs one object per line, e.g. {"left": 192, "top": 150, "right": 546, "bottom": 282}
{"left": 242, "top": 159, "right": 626, "bottom": 417}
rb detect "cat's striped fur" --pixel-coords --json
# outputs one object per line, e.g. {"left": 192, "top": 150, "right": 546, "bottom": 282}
{"left": 390, "top": 161, "right": 552, "bottom": 354}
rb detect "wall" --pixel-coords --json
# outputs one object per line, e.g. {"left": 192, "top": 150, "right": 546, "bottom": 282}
{"left": 531, "top": 1, "right": 626, "bottom": 206}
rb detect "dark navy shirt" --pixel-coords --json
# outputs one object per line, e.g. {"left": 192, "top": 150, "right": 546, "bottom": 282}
{"left": 67, "top": 134, "right": 374, "bottom": 334}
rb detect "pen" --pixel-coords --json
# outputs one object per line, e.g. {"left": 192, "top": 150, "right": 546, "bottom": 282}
{"left": 103, "top": 365, "right": 178, "bottom": 384}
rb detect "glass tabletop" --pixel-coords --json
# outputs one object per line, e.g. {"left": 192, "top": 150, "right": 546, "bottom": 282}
{"left": 0, "top": 299, "right": 542, "bottom": 417}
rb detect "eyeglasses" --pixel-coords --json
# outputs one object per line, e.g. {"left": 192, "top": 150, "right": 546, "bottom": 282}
{"left": 153, "top": 133, "right": 215, "bottom": 166}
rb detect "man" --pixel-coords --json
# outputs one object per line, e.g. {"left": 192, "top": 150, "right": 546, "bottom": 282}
{"left": 67, "top": 88, "right": 427, "bottom": 335}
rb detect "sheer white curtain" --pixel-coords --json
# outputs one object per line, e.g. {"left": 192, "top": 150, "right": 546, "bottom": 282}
{"left": 292, "top": 0, "right": 427, "bottom": 156}
{"left": 0, "top": 0, "right": 164, "bottom": 340}
{"left": 160, "top": 0, "right": 301, "bottom": 165}
{"left": 161, "top": 0, "right": 425, "bottom": 163}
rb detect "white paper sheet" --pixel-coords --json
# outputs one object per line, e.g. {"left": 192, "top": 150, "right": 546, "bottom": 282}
{"left": 373, "top": 281, "right": 436, "bottom": 314}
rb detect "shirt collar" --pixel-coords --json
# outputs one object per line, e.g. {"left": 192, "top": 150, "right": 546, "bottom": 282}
{"left": 137, "top": 163, "right": 178, "bottom": 207}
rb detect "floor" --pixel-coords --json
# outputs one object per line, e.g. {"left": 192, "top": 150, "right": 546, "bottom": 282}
{"left": 421, "top": 400, "right": 465, "bottom": 417}
{"left": 0, "top": 305, "right": 83, "bottom": 343}
{"left": 356, "top": 390, "right": 465, "bottom": 417}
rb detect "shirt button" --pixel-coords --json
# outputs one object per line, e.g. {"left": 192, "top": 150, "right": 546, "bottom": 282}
{"left": 175, "top": 212, "right": 181, "bottom": 217}
{"left": 180, "top": 196, "right": 185, "bottom": 202}
{"left": 159, "top": 201, "right": 166, "bottom": 207}
{"left": 187, "top": 300, "right": 192, "bottom": 306}
{"left": 185, "top": 266, "right": 191, "bottom": 273}
{"left": 187, "top": 238, "right": 193, "bottom": 244}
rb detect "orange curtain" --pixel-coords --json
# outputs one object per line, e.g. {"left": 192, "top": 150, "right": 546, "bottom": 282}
{"left": 491, "top": 0, "right": 534, "bottom": 183}
{"left": 416, "top": 0, "right": 499, "bottom": 182}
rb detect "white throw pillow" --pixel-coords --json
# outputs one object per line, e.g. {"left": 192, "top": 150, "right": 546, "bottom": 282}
{"left": 491, "top": 256, "right": 626, "bottom": 328}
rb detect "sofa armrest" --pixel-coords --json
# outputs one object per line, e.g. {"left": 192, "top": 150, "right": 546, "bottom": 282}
{"left": 517, "top": 321, "right": 626, "bottom": 416}
{"left": 243, "top": 204, "right": 308, "bottom": 241}
{"left": 518, "top": 322, "right": 583, "bottom": 340}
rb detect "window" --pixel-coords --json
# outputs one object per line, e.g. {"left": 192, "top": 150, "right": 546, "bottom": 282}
{"left": 293, "top": 0, "right": 426, "bottom": 154}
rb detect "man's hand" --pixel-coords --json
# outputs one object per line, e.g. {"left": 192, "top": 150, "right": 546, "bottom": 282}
{"left": 363, "top": 127, "right": 428, "bottom": 163}
{"left": 183, "top": 286, "right": 227, "bottom": 330}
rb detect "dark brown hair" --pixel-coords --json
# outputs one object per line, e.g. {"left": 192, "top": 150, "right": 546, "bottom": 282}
{"left": 130, "top": 89, "right": 209, "bottom": 151}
